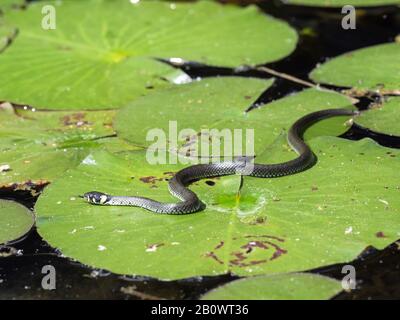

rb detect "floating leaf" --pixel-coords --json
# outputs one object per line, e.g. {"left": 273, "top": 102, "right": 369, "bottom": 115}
{"left": 201, "top": 273, "right": 342, "bottom": 300}
{"left": 0, "top": 199, "right": 35, "bottom": 245}
{"left": 116, "top": 77, "right": 355, "bottom": 157}
{"left": 0, "top": 0, "right": 297, "bottom": 109}
{"left": 310, "top": 43, "right": 400, "bottom": 94}
{"left": 355, "top": 97, "right": 400, "bottom": 136}
{"left": 0, "top": 104, "right": 137, "bottom": 190}
{"left": 284, "top": 0, "right": 400, "bottom": 7}
{"left": 35, "top": 135, "right": 400, "bottom": 279}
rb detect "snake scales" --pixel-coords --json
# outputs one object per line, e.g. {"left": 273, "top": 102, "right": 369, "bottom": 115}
{"left": 83, "top": 108, "right": 358, "bottom": 214}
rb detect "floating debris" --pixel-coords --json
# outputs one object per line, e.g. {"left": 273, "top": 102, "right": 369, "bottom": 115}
{"left": 345, "top": 226, "right": 353, "bottom": 235}
{"left": 0, "top": 164, "right": 11, "bottom": 172}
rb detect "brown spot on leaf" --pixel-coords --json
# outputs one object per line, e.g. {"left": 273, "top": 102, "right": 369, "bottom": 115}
{"left": 243, "top": 234, "right": 285, "bottom": 242}
{"left": 61, "top": 113, "right": 89, "bottom": 127}
{"left": 139, "top": 176, "right": 163, "bottom": 184}
{"left": 205, "top": 251, "right": 224, "bottom": 265}
{"left": 57, "top": 45, "right": 72, "bottom": 51}
{"left": 248, "top": 216, "right": 267, "bottom": 225}
{"left": 375, "top": 231, "right": 386, "bottom": 238}
{"left": 205, "top": 235, "right": 287, "bottom": 268}
{"left": 146, "top": 243, "right": 164, "bottom": 252}
{"left": 215, "top": 241, "right": 224, "bottom": 250}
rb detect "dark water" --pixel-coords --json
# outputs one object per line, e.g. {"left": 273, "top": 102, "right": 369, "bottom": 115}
{"left": 1, "top": 0, "right": 400, "bottom": 299}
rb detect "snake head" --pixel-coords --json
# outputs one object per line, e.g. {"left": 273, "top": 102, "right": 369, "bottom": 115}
{"left": 83, "top": 192, "right": 110, "bottom": 205}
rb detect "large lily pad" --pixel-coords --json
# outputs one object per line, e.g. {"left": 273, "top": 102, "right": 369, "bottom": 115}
{"left": 0, "top": 0, "right": 297, "bottom": 110}
{"left": 0, "top": 199, "right": 35, "bottom": 245}
{"left": 310, "top": 43, "right": 400, "bottom": 94}
{"left": 35, "top": 135, "right": 400, "bottom": 279}
{"left": 201, "top": 273, "right": 342, "bottom": 300}
{"left": 0, "top": 103, "right": 137, "bottom": 190}
{"left": 355, "top": 97, "right": 400, "bottom": 136}
{"left": 284, "top": 0, "right": 400, "bottom": 7}
{"left": 116, "top": 77, "right": 355, "bottom": 157}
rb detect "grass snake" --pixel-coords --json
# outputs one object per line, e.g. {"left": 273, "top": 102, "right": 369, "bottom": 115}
{"left": 83, "top": 108, "right": 358, "bottom": 214}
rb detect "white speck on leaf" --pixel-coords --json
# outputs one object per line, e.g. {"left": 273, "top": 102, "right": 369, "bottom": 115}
{"left": 0, "top": 164, "right": 11, "bottom": 172}
{"left": 82, "top": 155, "right": 97, "bottom": 165}
{"left": 169, "top": 57, "right": 184, "bottom": 65}
{"left": 98, "top": 245, "right": 106, "bottom": 251}
{"left": 345, "top": 226, "right": 353, "bottom": 235}
{"left": 146, "top": 245, "right": 158, "bottom": 252}
{"left": 379, "top": 199, "right": 389, "bottom": 206}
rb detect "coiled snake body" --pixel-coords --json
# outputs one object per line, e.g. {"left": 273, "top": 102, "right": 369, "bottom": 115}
{"left": 84, "top": 108, "right": 358, "bottom": 214}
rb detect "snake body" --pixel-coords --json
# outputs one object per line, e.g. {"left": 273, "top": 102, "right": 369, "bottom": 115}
{"left": 84, "top": 108, "right": 358, "bottom": 214}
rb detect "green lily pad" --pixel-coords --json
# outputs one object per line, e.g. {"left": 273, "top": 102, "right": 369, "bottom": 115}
{"left": 201, "top": 273, "right": 342, "bottom": 300}
{"left": 284, "top": 0, "right": 400, "bottom": 7}
{"left": 310, "top": 43, "right": 400, "bottom": 94}
{"left": 35, "top": 135, "right": 400, "bottom": 279}
{"left": 116, "top": 77, "right": 355, "bottom": 157}
{"left": 0, "top": 103, "right": 137, "bottom": 190}
{"left": 0, "top": 0, "right": 297, "bottom": 110}
{"left": 0, "top": 199, "right": 35, "bottom": 245}
{"left": 355, "top": 97, "right": 400, "bottom": 136}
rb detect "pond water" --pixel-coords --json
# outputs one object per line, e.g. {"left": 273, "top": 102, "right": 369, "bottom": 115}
{"left": 0, "top": 0, "right": 399, "bottom": 299}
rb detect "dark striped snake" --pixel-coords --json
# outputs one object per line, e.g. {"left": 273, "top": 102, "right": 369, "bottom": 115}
{"left": 83, "top": 108, "right": 358, "bottom": 214}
